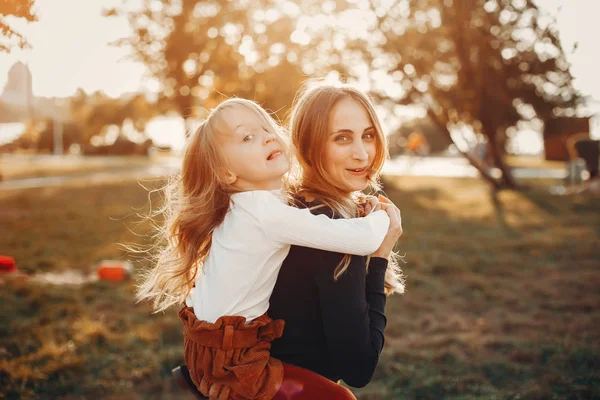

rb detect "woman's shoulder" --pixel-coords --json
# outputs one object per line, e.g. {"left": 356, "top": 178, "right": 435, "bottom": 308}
{"left": 290, "top": 194, "right": 337, "bottom": 219}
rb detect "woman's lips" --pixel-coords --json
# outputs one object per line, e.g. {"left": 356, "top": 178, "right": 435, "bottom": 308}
{"left": 346, "top": 167, "right": 369, "bottom": 176}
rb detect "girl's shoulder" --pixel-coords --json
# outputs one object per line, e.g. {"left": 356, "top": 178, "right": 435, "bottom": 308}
{"left": 232, "top": 189, "right": 283, "bottom": 205}
{"left": 231, "top": 190, "right": 288, "bottom": 222}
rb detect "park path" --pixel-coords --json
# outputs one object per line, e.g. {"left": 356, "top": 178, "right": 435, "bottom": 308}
{"left": 0, "top": 155, "right": 180, "bottom": 190}
{"left": 382, "top": 155, "right": 566, "bottom": 179}
{"left": 0, "top": 155, "right": 565, "bottom": 191}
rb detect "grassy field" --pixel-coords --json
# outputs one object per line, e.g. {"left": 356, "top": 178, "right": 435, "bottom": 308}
{"left": 1, "top": 175, "right": 599, "bottom": 399}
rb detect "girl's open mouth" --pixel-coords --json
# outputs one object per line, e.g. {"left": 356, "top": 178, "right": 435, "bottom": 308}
{"left": 267, "top": 150, "right": 282, "bottom": 160}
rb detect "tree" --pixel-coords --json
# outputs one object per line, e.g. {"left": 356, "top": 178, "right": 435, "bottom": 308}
{"left": 104, "top": 0, "right": 316, "bottom": 124}
{"left": 389, "top": 116, "right": 453, "bottom": 156}
{"left": 70, "top": 89, "right": 158, "bottom": 143}
{"left": 108, "top": 0, "right": 583, "bottom": 187}
{"left": 0, "top": 0, "right": 36, "bottom": 52}
{"left": 352, "top": 0, "right": 583, "bottom": 188}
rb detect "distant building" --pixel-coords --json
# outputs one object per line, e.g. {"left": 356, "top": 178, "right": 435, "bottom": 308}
{"left": 543, "top": 117, "right": 591, "bottom": 161}
{"left": 591, "top": 113, "right": 600, "bottom": 139}
{"left": 1, "top": 62, "right": 33, "bottom": 110}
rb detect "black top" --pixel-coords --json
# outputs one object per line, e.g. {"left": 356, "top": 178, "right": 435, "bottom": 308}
{"left": 268, "top": 200, "right": 388, "bottom": 388}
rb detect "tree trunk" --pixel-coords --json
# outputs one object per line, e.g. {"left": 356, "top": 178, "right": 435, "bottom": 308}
{"left": 487, "top": 138, "right": 518, "bottom": 189}
{"left": 426, "top": 109, "right": 507, "bottom": 189}
{"left": 461, "top": 149, "right": 504, "bottom": 189}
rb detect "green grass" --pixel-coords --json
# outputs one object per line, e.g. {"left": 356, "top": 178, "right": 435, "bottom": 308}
{"left": 1, "top": 175, "right": 599, "bottom": 399}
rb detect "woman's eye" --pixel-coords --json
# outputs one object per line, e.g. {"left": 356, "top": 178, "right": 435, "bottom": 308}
{"left": 363, "top": 132, "right": 375, "bottom": 140}
{"left": 243, "top": 134, "right": 254, "bottom": 142}
{"left": 335, "top": 135, "right": 350, "bottom": 142}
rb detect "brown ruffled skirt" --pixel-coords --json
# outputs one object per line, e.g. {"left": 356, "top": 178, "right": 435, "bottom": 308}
{"left": 179, "top": 306, "right": 285, "bottom": 400}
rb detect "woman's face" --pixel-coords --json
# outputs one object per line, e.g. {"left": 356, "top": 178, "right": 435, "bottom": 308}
{"left": 323, "top": 97, "right": 377, "bottom": 193}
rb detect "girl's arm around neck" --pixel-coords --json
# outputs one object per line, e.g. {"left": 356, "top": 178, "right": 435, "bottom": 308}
{"left": 254, "top": 191, "right": 390, "bottom": 255}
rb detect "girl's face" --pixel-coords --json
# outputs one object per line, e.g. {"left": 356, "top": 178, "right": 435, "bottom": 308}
{"left": 322, "top": 97, "right": 377, "bottom": 193}
{"left": 219, "top": 105, "right": 290, "bottom": 191}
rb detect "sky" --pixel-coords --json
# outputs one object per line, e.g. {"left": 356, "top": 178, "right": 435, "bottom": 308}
{"left": 0, "top": 0, "right": 148, "bottom": 98}
{"left": 0, "top": 0, "right": 599, "bottom": 103}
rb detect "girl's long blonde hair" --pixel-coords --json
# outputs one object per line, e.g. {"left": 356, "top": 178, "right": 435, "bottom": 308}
{"left": 137, "top": 98, "right": 285, "bottom": 312}
{"left": 286, "top": 81, "right": 405, "bottom": 295}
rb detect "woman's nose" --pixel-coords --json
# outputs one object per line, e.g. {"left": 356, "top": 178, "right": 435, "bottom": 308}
{"left": 352, "top": 142, "right": 369, "bottom": 160}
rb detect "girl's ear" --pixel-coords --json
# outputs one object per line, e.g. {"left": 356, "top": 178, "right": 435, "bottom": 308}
{"left": 222, "top": 170, "right": 237, "bottom": 185}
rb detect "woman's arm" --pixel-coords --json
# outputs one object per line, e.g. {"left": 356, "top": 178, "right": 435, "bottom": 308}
{"left": 256, "top": 192, "right": 390, "bottom": 256}
{"left": 314, "top": 253, "right": 388, "bottom": 388}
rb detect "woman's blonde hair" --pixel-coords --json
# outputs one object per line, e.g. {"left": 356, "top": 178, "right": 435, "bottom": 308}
{"left": 137, "top": 98, "right": 286, "bottom": 312}
{"left": 286, "top": 81, "right": 405, "bottom": 295}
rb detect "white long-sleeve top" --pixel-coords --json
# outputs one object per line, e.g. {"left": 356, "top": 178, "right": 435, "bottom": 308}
{"left": 185, "top": 189, "right": 390, "bottom": 323}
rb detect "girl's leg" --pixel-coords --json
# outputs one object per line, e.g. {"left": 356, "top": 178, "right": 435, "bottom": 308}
{"left": 175, "top": 363, "right": 357, "bottom": 400}
{"left": 273, "top": 363, "right": 357, "bottom": 400}
{"left": 173, "top": 365, "right": 208, "bottom": 399}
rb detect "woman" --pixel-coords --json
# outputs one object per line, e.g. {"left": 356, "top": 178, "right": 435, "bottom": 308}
{"left": 268, "top": 82, "right": 404, "bottom": 389}
{"left": 174, "top": 82, "right": 404, "bottom": 399}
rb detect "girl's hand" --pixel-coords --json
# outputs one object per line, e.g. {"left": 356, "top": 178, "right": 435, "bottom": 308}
{"left": 372, "top": 195, "right": 403, "bottom": 259}
{"left": 357, "top": 195, "right": 378, "bottom": 217}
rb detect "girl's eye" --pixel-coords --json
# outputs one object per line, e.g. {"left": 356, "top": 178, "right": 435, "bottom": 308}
{"left": 363, "top": 132, "right": 375, "bottom": 140}
{"left": 243, "top": 134, "right": 254, "bottom": 142}
{"left": 335, "top": 135, "right": 350, "bottom": 142}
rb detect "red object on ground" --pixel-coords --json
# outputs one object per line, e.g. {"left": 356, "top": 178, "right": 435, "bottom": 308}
{"left": 0, "top": 256, "right": 17, "bottom": 273}
{"left": 97, "top": 260, "right": 132, "bottom": 281}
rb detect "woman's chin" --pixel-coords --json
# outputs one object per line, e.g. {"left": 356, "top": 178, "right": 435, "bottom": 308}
{"left": 340, "top": 179, "right": 369, "bottom": 193}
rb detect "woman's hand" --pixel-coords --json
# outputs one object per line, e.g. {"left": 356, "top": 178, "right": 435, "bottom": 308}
{"left": 372, "top": 195, "right": 403, "bottom": 259}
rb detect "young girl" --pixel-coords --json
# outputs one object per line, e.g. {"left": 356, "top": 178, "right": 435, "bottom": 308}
{"left": 137, "top": 98, "right": 394, "bottom": 399}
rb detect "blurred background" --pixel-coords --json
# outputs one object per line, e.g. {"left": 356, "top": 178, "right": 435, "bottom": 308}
{"left": 1, "top": 0, "right": 598, "bottom": 399}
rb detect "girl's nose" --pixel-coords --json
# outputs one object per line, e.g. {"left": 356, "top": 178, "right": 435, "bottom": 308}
{"left": 264, "top": 131, "right": 276, "bottom": 144}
